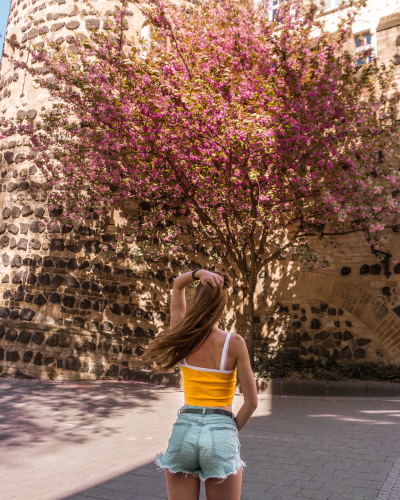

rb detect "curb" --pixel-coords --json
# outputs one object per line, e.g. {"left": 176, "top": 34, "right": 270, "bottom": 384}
{"left": 129, "top": 370, "right": 400, "bottom": 397}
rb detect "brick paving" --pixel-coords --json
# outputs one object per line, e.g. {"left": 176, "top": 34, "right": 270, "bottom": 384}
{"left": 1, "top": 380, "right": 400, "bottom": 500}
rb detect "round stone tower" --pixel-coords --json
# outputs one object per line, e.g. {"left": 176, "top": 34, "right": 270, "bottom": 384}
{"left": 0, "top": 0, "right": 174, "bottom": 380}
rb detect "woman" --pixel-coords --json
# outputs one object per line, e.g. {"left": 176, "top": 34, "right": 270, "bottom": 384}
{"left": 142, "top": 268, "right": 258, "bottom": 500}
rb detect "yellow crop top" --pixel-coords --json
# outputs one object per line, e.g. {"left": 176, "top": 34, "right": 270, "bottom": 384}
{"left": 180, "top": 332, "right": 237, "bottom": 407}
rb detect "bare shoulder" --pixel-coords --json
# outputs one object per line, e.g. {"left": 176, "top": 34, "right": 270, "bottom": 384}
{"left": 229, "top": 333, "right": 247, "bottom": 355}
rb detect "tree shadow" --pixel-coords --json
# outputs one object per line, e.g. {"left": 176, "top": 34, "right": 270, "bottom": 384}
{"left": 0, "top": 379, "right": 163, "bottom": 448}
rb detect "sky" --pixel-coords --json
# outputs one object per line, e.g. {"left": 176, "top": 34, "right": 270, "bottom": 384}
{"left": 0, "top": 0, "right": 11, "bottom": 60}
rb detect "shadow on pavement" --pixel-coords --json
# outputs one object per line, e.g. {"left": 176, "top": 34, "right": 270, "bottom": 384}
{"left": 0, "top": 379, "right": 163, "bottom": 448}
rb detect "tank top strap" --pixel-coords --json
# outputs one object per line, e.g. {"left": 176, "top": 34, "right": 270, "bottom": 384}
{"left": 220, "top": 332, "right": 232, "bottom": 371}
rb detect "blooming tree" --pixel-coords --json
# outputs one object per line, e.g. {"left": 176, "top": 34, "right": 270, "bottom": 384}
{"left": 3, "top": 0, "right": 400, "bottom": 365}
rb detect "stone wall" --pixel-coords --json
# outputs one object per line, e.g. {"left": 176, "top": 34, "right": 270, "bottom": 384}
{"left": 1, "top": 1, "right": 400, "bottom": 380}
{"left": 0, "top": 0, "right": 169, "bottom": 380}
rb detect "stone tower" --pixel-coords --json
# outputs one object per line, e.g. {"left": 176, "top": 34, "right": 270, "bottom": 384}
{"left": 0, "top": 0, "right": 176, "bottom": 380}
{"left": 1, "top": 0, "right": 400, "bottom": 381}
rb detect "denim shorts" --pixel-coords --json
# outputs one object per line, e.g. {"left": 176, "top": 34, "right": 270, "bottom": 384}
{"left": 155, "top": 405, "right": 244, "bottom": 481}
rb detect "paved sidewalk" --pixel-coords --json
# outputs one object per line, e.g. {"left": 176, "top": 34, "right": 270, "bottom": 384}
{"left": 1, "top": 380, "right": 400, "bottom": 500}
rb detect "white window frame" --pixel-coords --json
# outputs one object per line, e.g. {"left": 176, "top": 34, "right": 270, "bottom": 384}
{"left": 354, "top": 31, "right": 374, "bottom": 66}
{"left": 324, "top": 0, "right": 344, "bottom": 13}
{"left": 268, "top": 0, "right": 281, "bottom": 21}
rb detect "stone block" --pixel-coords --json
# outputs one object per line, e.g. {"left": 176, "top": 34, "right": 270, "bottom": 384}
{"left": 0, "top": 307, "right": 11, "bottom": 319}
{"left": 134, "top": 327, "right": 145, "bottom": 338}
{"left": 34, "top": 207, "right": 44, "bottom": 217}
{"left": 4, "top": 152, "right": 14, "bottom": 164}
{"left": 6, "top": 350, "right": 20, "bottom": 362}
{"left": 25, "top": 273, "right": 37, "bottom": 286}
{"left": 18, "top": 330, "right": 31, "bottom": 343}
{"left": 101, "top": 321, "right": 113, "bottom": 332}
{"left": 38, "top": 273, "right": 50, "bottom": 286}
{"left": 105, "top": 364, "right": 119, "bottom": 378}
{"left": 79, "top": 299, "right": 91, "bottom": 309}
{"left": 93, "top": 299, "right": 107, "bottom": 312}
{"left": 62, "top": 295, "right": 75, "bottom": 308}
{"left": 65, "top": 356, "right": 82, "bottom": 371}
{"left": 20, "top": 308, "right": 35, "bottom": 321}
{"left": 9, "top": 237, "right": 17, "bottom": 250}
{"left": 20, "top": 223, "right": 30, "bottom": 235}
{"left": 23, "top": 351, "right": 33, "bottom": 363}
{"left": 18, "top": 182, "right": 29, "bottom": 191}
{"left": 0, "top": 235, "right": 9, "bottom": 248}
{"left": 90, "top": 282, "right": 101, "bottom": 292}
{"left": 32, "top": 331, "right": 45, "bottom": 345}
{"left": 26, "top": 110, "right": 37, "bottom": 120}
{"left": 5, "top": 328, "right": 18, "bottom": 341}
{"left": 52, "top": 22, "right": 65, "bottom": 31}
{"left": 12, "top": 270, "right": 27, "bottom": 284}
{"left": 30, "top": 221, "right": 46, "bottom": 233}
{"left": 51, "top": 274, "right": 65, "bottom": 287}
{"left": 66, "top": 20, "right": 80, "bottom": 30}
{"left": 15, "top": 369, "right": 35, "bottom": 379}
{"left": 9, "top": 310, "right": 20, "bottom": 320}
{"left": 7, "top": 224, "right": 19, "bottom": 235}
{"left": 311, "top": 318, "right": 322, "bottom": 329}
{"left": 354, "top": 348, "right": 366, "bottom": 358}
{"left": 110, "top": 303, "right": 121, "bottom": 315}
{"left": 86, "top": 18, "right": 100, "bottom": 29}
{"left": 50, "top": 239, "right": 65, "bottom": 251}
{"left": 314, "top": 331, "right": 330, "bottom": 340}
{"left": 64, "top": 274, "right": 79, "bottom": 288}
{"left": 11, "top": 255, "right": 22, "bottom": 268}
{"left": 2, "top": 208, "right": 11, "bottom": 220}
{"left": 33, "top": 352, "right": 43, "bottom": 366}
{"left": 17, "top": 238, "right": 28, "bottom": 250}
{"left": 11, "top": 206, "right": 21, "bottom": 218}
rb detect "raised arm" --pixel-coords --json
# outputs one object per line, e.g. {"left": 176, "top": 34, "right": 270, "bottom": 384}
{"left": 170, "top": 270, "right": 224, "bottom": 328}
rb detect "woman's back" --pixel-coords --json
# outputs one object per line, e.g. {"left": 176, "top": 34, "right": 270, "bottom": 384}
{"left": 185, "top": 328, "right": 237, "bottom": 373}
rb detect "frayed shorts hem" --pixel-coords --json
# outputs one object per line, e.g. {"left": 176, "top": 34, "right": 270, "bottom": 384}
{"left": 155, "top": 453, "right": 200, "bottom": 478}
{"left": 155, "top": 453, "right": 246, "bottom": 482}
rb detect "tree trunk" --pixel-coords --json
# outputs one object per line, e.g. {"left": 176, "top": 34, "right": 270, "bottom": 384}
{"left": 248, "top": 289, "right": 255, "bottom": 369}
{"left": 242, "top": 286, "right": 255, "bottom": 369}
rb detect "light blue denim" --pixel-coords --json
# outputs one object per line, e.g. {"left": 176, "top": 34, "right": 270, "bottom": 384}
{"left": 156, "top": 405, "right": 244, "bottom": 481}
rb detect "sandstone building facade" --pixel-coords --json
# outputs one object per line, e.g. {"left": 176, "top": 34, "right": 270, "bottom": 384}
{"left": 1, "top": 0, "right": 400, "bottom": 380}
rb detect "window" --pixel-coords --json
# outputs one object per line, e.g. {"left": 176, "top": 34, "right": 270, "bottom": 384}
{"left": 324, "top": 0, "right": 343, "bottom": 11}
{"left": 271, "top": 0, "right": 279, "bottom": 21}
{"left": 355, "top": 33, "right": 373, "bottom": 66}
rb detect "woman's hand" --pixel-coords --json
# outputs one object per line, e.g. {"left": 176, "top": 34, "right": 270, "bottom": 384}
{"left": 170, "top": 270, "right": 224, "bottom": 327}
{"left": 197, "top": 269, "right": 224, "bottom": 288}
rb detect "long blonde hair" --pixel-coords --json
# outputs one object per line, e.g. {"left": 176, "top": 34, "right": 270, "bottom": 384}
{"left": 141, "top": 272, "right": 231, "bottom": 371}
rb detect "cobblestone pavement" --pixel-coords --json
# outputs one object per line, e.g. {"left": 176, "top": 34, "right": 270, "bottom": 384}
{"left": 1, "top": 380, "right": 400, "bottom": 500}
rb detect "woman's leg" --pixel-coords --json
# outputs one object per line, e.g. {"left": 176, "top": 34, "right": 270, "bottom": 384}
{"left": 165, "top": 470, "right": 201, "bottom": 500}
{"left": 204, "top": 466, "right": 243, "bottom": 500}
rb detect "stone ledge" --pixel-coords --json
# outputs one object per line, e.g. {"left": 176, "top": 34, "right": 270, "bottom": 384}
{"left": 129, "top": 371, "right": 400, "bottom": 397}
{"left": 377, "top": 12, "right": 400, "bottom": 32}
